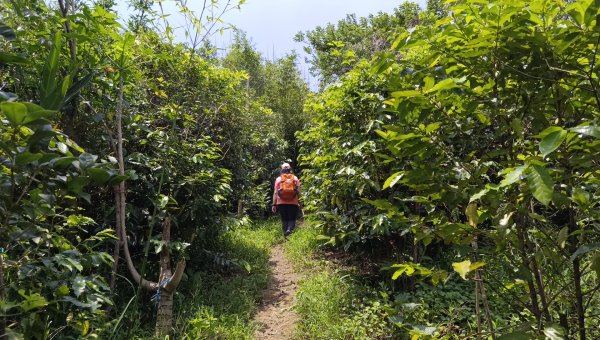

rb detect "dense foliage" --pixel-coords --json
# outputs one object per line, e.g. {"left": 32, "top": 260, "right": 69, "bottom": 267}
{"left": 4, "top": 0, "right": 600, "bottom": 338}
{"left": 1, "top": 0, "right": 306, "bottom": 337}
{"left": 299, "top": 0, "right": 600, "bottom": 338}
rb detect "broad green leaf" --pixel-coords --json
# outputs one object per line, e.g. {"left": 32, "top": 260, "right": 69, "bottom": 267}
{"left": 469, "top": 188, "right": 489, "bottom": 202}
{"left": 452, "top": 260, "right": 485, "bottom": 280}
{"left": 557, "top": 227, "right": 569, "bottom": 249}
{"left": 51, "top": 156, "right": 77, "bottom": 169}
{"left": 0, "top": 52, "right": 30, "bottom": 65}
{"left": 571, "top": 187, "right": 590, "bottom": 207}
{"left": 63, "top": 73, "right": 94, "bottom": 106}
{"left": 383, "top": 172, "right": 404, "bottom": 189}
{"left": 543, "top": 325, "right": 566, "bottom": 340}
{"left": 87, "top": 168, "right": 111, "bottom": 185}
{"left": 391, "top": 90, "right": 422, "bottom": 98}
{"left": 570, "top": 243, "right": 600, "bottom": 262}
{"left": 499, "top": 165, "right": 528, "bottom": 187}
{"left": 78, "top": 153, "right": 98, "bottom": 169}
{"left": 0, "top": 22, "right": 16, "bottom": 40}
{"left": 425, "top": 122, "right": 441, "bottom": 134}
{"left": 425, "top": 78, "right": 457, "bottom": 93}
{"left": 527, "top": 165, "right": 554, "bottom": 206}
{"left": 1, "top": 102, "right": 28, "bottom": 126}
{"left": 61, "top": 74, "right": 72, "bottom": 97}
{"left": 72, "top": 276, "right": 86, "bottom": 297}
{"left": 15, "top": 152, "right": 42, "bottom": 166}
{"left": 452, "top": 260, "right": 472, "bottom": 280}
{"left": 465, "top": 203, "right": 478, "bottom": 227}
{"left": 540, "top": 128, "right": 567, "bottom": 157}
{"left": 67, "top": 176, "right": 89, "bottom": 194}
{"left": 63, "top": 296, "right": 97, "bottom": 309}
{"left": 566, "top": 1, "right": 585, "bottom": 25}
{"left": 107, "top": 174, "right": 128, "bottom": 186}
{"left": 17, "top": 290, "right": 48, "bottom": 312}
{"left": 570, "top": 125, "right": 600, "bottom": 139}
{"left": 40, "top": 32, "right": 63, "bottom": 110}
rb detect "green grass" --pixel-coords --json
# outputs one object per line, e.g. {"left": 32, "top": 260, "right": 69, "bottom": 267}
{"left": 284, "top": 219, "right": 393, "bottom": 339}
{"left": 173, "top": 218, "right": 283, "bottom": 339}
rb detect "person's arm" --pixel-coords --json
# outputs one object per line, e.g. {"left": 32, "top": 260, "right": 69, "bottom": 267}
{"left": 272, "top": 178, "right": 279, "bottom": 213}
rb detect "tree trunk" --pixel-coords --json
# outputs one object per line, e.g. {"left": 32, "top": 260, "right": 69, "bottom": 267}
{"left": 0, "top": 251, "right": 6, "bottom": 338}
{"left": 569, "top": 208, "right": 586, "bottom": 340}
{"left": 516, "top": 216, "right": 542, "bottom": 323}
{"left": 110, "top": 73, "right": 126, "bottom": 292}
{"left": 155, "top": 217, "right": 185, "bottom": 337}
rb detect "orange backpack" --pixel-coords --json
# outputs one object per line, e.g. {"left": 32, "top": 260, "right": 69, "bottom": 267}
{"left": 278, "top": 174, "right": 297, "bottom": 200}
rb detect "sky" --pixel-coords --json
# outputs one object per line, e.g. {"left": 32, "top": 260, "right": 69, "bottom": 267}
{"left": 214, "top": 0, "right": 427, "bottom": 85}
{"left": 117, "top": 0, "right": 428, "bottom": 87}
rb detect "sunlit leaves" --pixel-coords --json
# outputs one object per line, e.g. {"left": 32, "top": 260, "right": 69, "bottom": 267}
{"left": 383, "top": 172, "right": 404, "bottom": 189}
{"left": 570, "top": 125, "right": 600, "bottom": 139}
{"left": 499, "top": 165, "right": 528, "bottom": 187}
{"left": 452, "top": 260, "right": 485, "bottom": 280}
{"left": 539, "top": 127, "right": 567, "bottom": 157}
{"left": 17, "top": 291, "right": 49, "bottom": 312}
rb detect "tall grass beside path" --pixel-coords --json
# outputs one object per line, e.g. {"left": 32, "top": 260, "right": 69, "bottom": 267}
{"left": 173, "top": 218, "right": 282, "bottom": 339}
{"left": 284, "top": 219, "right": 393, "bottom": 339}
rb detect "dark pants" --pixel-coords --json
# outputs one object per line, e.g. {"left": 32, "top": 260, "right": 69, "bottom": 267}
{"left": 278, "top": 204, "right": 299, "bottom": 235}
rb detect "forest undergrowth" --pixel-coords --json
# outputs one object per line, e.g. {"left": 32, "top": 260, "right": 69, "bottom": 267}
{"left": 174, "top": 218, "right": 282, "bottom": 339}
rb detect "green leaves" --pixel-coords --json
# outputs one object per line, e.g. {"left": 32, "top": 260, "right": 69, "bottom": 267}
{"left": 499, "top": 165, "right": 528, "bottom": 187}
{"left": 526, "top": 165, "right": 554, "bottom": 206}
{"left": 0, "top": 22, "right": 16, "bottom": 41}
{"left": 87, "top": 168, "right": 127, "bottom": 186}
{"left": 570, "top": 243, "right": 600, "bottom": 262}
{"left": 40, "top": 32, "right": 63, "bottom": 110}
{"left": 1, "top": 102, "right": 55, "bottom": 126}
{"left": 17, "top": 291, "right": 49, "bottom": 312}
{"left": 383, "top": 172, "right": 404, "bottom": 189}
{"left": 570, "top": 125, "right": 600, "bottom": 138}
{"left": 539, "top": 127, "right": 567, "bottom": 157}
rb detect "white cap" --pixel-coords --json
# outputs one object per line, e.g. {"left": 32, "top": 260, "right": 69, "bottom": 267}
{"left": 281, "top": 162, "right": 291, "bottom": 169}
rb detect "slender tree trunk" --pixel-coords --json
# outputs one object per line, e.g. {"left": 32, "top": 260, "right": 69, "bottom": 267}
{"left": 109, "top": 189, "right": 122, "bottom": 291}
{"left": 477, "top": 271, "right": 495, "bottom": 340}
{"left": 516, "top": 216, "right": 542, "bottom": 323}
{"left": 569, "top": 208, "right": 586, "bottom": 340}
{"left": 110, "top": 74, "right": 126, "bottom": 292}
{"left": 0, "top": 251, "right": 6, "bottom": 338}
{"left": 237, "top": 199, "right": 243, "bottom": 216}
{"left": 156, "top": 217, "right": 174, "bottom": 337}
{"left": 155, "top": 217, "right": 186, "bottom": 337}
{"left": 530, "top": 256, "right": 551, "bottom": 321}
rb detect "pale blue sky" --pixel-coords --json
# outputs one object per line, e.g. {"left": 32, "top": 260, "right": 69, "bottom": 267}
{"left": 216, "top": 0, "right": 427, "bottom": 85}
{"left": 117, "top": 0, "right": 427, "bottom": 86}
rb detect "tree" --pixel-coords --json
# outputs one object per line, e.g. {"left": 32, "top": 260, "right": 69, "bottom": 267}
{"left": 294, "top": 2, "right": 420, "bottom": 88}
{"left": 299, "top": 0, "right": 600, "bottom": 337}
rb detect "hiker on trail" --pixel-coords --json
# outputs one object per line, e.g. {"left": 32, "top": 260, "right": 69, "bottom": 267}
{"left": 272, "top": 162, "right": 301, "bottom": 237}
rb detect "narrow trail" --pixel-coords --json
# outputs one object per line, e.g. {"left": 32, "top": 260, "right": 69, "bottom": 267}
{"left": 254, "top": 243, "right": 301, "bottom": 339}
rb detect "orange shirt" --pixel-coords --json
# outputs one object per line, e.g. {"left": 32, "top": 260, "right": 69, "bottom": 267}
{"left": 273, "top": 175, "right": 300, "bottom": 205}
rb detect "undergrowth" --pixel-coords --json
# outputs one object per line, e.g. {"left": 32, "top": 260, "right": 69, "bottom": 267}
{"left": 284, "top": 220, "right": 394, "bottom": 339}
{"left": 173, "top": 218, "right": 282, "bottom": 339}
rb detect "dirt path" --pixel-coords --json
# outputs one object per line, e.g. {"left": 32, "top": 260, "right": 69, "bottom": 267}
{"left": 254, "top": 244, "right": 301, "bottom": 339}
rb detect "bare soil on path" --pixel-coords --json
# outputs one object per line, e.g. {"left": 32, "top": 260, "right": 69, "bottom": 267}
{"left": 254, "top": 243, "right": 301, "bottom": 340}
